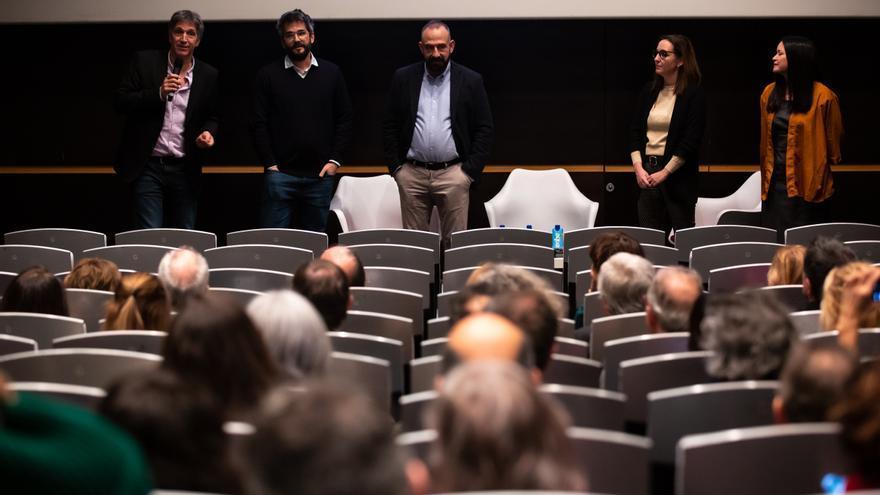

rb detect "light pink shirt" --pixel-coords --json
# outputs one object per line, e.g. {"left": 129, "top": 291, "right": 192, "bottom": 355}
{"left": 151, "top": 55, "right": 194, "bottom": 158}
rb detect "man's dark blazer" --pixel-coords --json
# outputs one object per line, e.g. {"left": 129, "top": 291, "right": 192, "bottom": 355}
{"left": 383, "top": 61, "right": 493, "bottom": 181}
{"left": 114, "top": 50, "right": 219, "bottom": 183}
{"left": 628, "top": 82, "right": 706, "bottom": 207}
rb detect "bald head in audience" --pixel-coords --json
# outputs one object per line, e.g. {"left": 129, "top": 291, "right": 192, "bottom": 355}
{"left": 645, "top": 267, "right": 703, "bottom": 333}
{"left": 158, "top": 246, "right": 209, "bottom": 309}
{"left": 321, "top": 245, "right": 365, "bottom": 287}
{"left": 773, "top": 344, "right": 858, "bottom": 423}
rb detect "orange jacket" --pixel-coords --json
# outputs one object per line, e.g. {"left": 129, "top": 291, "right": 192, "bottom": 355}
{"left": 759, "top": 82, "right": 843, "bottom": 203}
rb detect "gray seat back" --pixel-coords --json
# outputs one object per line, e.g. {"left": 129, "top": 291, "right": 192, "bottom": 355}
{"left": 708, "top": 263, "right": 771, "bottom": 293}
{"left": 4, "top": 228, "right": 106, "bottom": 261}
{"left": 399, "top": 390, "right": 438, "bottom": 432}
{"left": 565, "top": 226, "right": 666, "bottom": 255}
{"left": 351, "top": 286, "right": 423, "bottom": 336}
{"left": 207, "top": 287, "right": 262, "bottom": 307}
{"left": 339, "top": 228, "right": 440, "bottom": 263}
{"left": 226, "top": 228, "right": 327, "bottom": 255}
{"left": 803, "top": 328, "right": 880, "bottom": 360}
{"left": 602, "top": 332, "right": 689, "bottom": 390}
{"left": 9, "top": 381, "right": 106, "bottom": 410}
{"left": 426, "top": 317, "right": 451, "bottom": 340}
{"left": 338, "top": 310, "right": 414, "bottom": 360}
{"left": 52, "top": 330, "right": 166, "bottom": 355}
{"left": 83, "top": 245, "right": 172, "bottom": 273}
{"left": 618, "top": 351, "right": 714, "bottom": 424}
{"left": 785, "top": 222, "right": 880, "bottom": 245}
{"left": 0, "top": 348, "right": 161, "bottom": 388}
{"left": 444, "top": 243, "right": 555, "bottom": 271}
{"left": 677, "top": 423, "right": 850, "bottom": 495}
{"left": 0, "top": 245, "right": 74, "bottom": 274}
{"left": 65, "top": 288, "right": 113, "bottom": 332}
{"left": 363, "top": 266, "right": 430, "bottom": 310}
{"left": 115, "top": 228, "right": 216, "bottom": 252}
{"left": 450, "top": 227, "right": 551, "bottom": 249}
{"left": 207, "top": 268, "right": 293, "bottom": 292}
{"left": 0, "top": 334, "right": 37, "bottom": 356}
{"left": 409, "top": 355, "right": 443, "bottom": 394}
{"left": 845, "top": 240, "right": 880, "bottom": 263}
{"left": 348, "top": 243, "right": 435, "bottom": 279}
{"left": 689, "top": 242, "right": 782, "bottom": 281}
{"left": 328, "top": 331, "right": 404, "bottom": 394}
{"left": 647, "top": 380, "right": 778, "bottom": 464}
{"left": 0, "top": 312, "right": 86, "bottom": 349}
{"left": 642, "top": 243, "right": 679, "bottom": 266}
{"left": 790, "top": 310, "right": 821, "bottom": 336}
{"left": 589, "top": 312, "right": 649, "bottom": 361}
{"left": 543, "top": 354, "right": 601, "bottom": 388}
{"left": 568, "top": 426, "right": 652, "bottom": 495}
{"left": 204, "top": 244, "right": 311, "bottom": 273}
{"left": 540, "top": 384, "right": 625, "bottom": 431}
{"left": 756, "top": 284, "right": 809, "bottom": 312}
{"left": 676, "top": 225, "right": 777, "bottom": 263}
{"left": 328, "top": 351, "right": 391, "bottom": 413}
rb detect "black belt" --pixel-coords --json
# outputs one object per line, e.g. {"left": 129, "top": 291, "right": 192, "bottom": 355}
{"left": 151, "top": 156, "right": 185, "bottom": 165}
{"left": 409, "top": 158, "right": 460, "bottom": 170}
{"left": 645, "top": 155, "right": 664, "bottom": 167}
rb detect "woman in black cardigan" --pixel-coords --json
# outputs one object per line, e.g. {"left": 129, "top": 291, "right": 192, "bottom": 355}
{"left": 629, "top": 34, "right": 706, "bottom": 238}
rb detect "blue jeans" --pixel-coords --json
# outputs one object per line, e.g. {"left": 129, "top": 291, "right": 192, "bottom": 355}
{"left": 260, "top": 171, "right": 333, "bottom": 232}
{"left": 131, "top": 157, "right": 197, "bottom": 229}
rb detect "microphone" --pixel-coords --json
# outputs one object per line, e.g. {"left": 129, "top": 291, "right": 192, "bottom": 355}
{"left": 167, "top": 57, "right": 184, "bottom": 102}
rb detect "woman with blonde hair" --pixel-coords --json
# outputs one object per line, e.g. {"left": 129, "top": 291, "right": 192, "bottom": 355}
{"left": 820, "top": 262, "right": 880, "bottom": 331}
{"left": 767, "top": 244, "right": 807, "bottom": 285}
{"left": 104, "top": 273, "right": 172, "bottom": 331}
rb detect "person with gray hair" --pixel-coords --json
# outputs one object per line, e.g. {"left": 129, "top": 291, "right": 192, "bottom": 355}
{"left": 701, "top": 291, "right": 797, "bottom": 381}
{"left": 645, "top": 266, "right": 703, "bottom": 333}
{"left": 157, "top": 246, "right": 209, "bottom": 309}
{"left": 597, "top": 252, "right": 655, "bottom": 316}
{"left": 246, "top": 290, "right": 331, "bottom": 381}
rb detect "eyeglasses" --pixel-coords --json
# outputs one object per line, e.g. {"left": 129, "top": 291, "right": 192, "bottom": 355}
{"left": 653, "top": 49, "right": 678, "bottom": 59}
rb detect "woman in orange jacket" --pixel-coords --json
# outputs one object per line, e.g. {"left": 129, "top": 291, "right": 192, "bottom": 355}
{"left": 760, "top": 36, "right": 843, "bottom": 242}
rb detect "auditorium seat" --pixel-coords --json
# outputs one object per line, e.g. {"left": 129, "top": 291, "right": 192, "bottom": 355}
{"left": 426, "top": 316, "right": 451, "bottom": 340}
{"left": 65, "top": 288, "right": 113, "bottom": 332}
{"left": 444, "top": 243, "right": 555, "bottom": 271}
{"left": 844, "top": 240, "right": 880, "bottom": 263}
{"left": 689, "top": 242, "right": 782, "bottom": 281}
{"left": 0, "top": 334, "right": 37, "bottom": 356}
{"left": 348, "top": 243, "right": 436, "bottom": 279}
{"left": 540, "top": 383, "right": 626, "bottom": 431}
{"left": 204, "top": 244, "right": 311, "bottom": 273}
{"left": 618, "top": 350, "right": 714, "bottom": 424}
{"left": 8, "top": 382, "right": 106, "bottom": 410}
{"left": 409, "top": 355, "right": 442, "bottom": 393}
{"left": 115, "top": 228, "right": 216, "bottom": 252}
{"left": 363, "top": 266, "right": 431, "bottom": 311}
{"left": 694, "top": 171, "right": 761, "bottom": 227}
{"left": 339, "top": 228, "right": 440, "bottom": 264}
{"left": 328, "top": 331, "right": 404, "bottom": 394}
{"left": 338, "top": 310, "right": 414, "bottom": 360}
{"left": 450, "top": 227, "right": 551, "bottom": 248}
{"left": 350, "top": 286, "right": 423, "bottom": 336}
{"left": 602, "top": 332, "right": 690, "bottom": 390}
{"left": 785, "top": 222, "right": 880, "bottom": 245}
{"left": 420, "top": 337, "right": 447, "bottom": 357}
{"left": 4, "top": 228, "right": 106, "bottom": 261}
{"left": 789, "top": 310, "right": 822, "bottom": 336}
{"left": 83, "top": 245, "right": 172, "bottom": 273}
{"left": 803, "top": 328, "right": 880, "bottom": 360}
{"left": 207, "top": 287, "right": 261, "bottom": 307}
{"left": 52, "top": 330, "right": 166, "bottom": 355}
{"left": 707, "top": 263, "right": 771, "bottom": 293}
{"left": 756, "top": 284, "right": 809, "bottom": 312}
{"left": 329, "top": 175, "right": 403, "bottom": 232}
{"left": 543, "top": 354, "right": 601, "bottom": 388}
{"left": 565, "top": 226, "right": 666, "bottom": 254}
{"left": 641, "top": 243, "right": 679, "bottom": 266}
{"left": 328, "top": 351, "right": 392, "bottom": 413}
{"left": 0, "top": 244, "right": 74, "bottom": 275}
{"left": 226, "top": 228, "right": 327, "bottom": 256}
{"left": 0, "top": 348, "right": 161, "bottom": 388}
{"left": 589, "top": 312, "right": 649, "bottom": 361}
{"left": 208, "top": 268, "right": 292, "bottom": 292}
{"left": 0, "top": 312, "right": 86, "bottom": 349}
{"left": 677, "top": 423, "right": 848, "bottom": 495}
{"left": 676, "top": 225, "right": 776, "bottom": 264}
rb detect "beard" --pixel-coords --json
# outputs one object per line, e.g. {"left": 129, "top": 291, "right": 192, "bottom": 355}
{"left": 288, "top": 42, "right": 312, "bottom": 61}
{"left": 426, "top": 55, "right": 448, "bottom": 75}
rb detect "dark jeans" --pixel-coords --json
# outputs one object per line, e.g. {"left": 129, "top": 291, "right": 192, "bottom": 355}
{"left": 131, "top": 157, "right": 197, "bottom": 229}
{"left": 637, "top": 159, "right": 695, "bottom": 239}
{"left": 260, "top": 170, "right": 334, "bottom": 232}
{"left": 762, "top": 180, "right": 827, "bottom": 243}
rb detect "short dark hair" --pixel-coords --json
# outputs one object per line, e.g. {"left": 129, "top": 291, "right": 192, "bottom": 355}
{"left": 64, "top": 258, "right": 121, "bottom": 293}
{"left": 168, "top": 10, "right": 204, "bottom": 39}
{"left": 238, "top": 382, "right": 408, "bottom": 495}
{"left": 293, "top": 260, "right": 350, "bottom": 330}
{"left": 1, "top": 265, "right": 68, "bottom": 316}
{"left": 276, "top": 9, "right": 315, "bottom": 37}
{"left": 701, "top": 291, "right": 796, "bottom": 381}
{"left": 161, "top": 293, "right": 277, "bottom": 417}
{"left": 100, "top": 369, "right": 239, "bottom": 493}
{"left": 485, "top": 289, "right": 558, "bottom": 371}
{"left": 803, "top": 236, "right": 856, "bottom": 305}
{"left": 779, "top": 344, "right": 857, "bottom": 423}
{"left": 588, "top": 232, "right": 644, "bottom": 273}
{"left": 421, "top": 19, "right": 451, "bottom": 37}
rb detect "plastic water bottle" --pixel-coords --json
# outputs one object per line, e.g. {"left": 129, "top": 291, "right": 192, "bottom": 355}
{"left": 499, "top": 224, "right": 506, "bottom": 228}
{"left": 526, "top": 224, "right": 533, "bottom": 230}
{"left": 552, "top": 224, "right": 564, "bottom": 253}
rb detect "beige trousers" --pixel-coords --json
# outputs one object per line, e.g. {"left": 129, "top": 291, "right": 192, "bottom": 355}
{"left": 394, "top": 162, "right": 472, "bottom": 245}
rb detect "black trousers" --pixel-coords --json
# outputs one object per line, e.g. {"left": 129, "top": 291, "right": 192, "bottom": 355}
{"left": 761, "top": 179, "right": 827, "bottom": 243}
{"left": 637, "top": 158, "right": 695, "bottom": 239}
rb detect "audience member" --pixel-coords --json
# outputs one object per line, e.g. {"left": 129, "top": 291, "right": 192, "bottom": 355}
{"left": 820, "top": 261, "right": 880, "bottom": 331}
{"left": 598, "top": 252, "right": 655, "bottom": 316}
{"left": 450, "top": 263, "right": 557, "bottom": 323}
{"left": 773, "top": 343, "right": 857, "bottom": 423}
{"left": 64, "top": 258, "right": 122, "bottom": 292}
{"left": 803, "top": 236, "right": 856, "bottom": 310}
{"left": 321, "top": 245, "right": 365, "bottom": 287}
{"left": 587, "top": 232, "right": 645, "bottom": 291}
{"left": 645, "top": 266, "right": 703, "bottom": 334}
{"left": 830, "top": 360, "right": 880, "bottom": 490}
{"left": 237, "top": 382, "right": 408, "bottom": 495}
{"left": 157, "top": 246, "right": 209, "bottom": 309}
{"left": 0, "top": 373, "right": 152, "bottom": 494}
{"left": 444, "top": 312, "right": 533, "bottom": 374}
{"left": 104, "top": 272, "right": 172, "bottom": 331}
{"left": 767, "top": 244, "right": 806, "bottom": 286}
{"left": 293, "top": 259, "right": 351, "bottom": 330}
{"left": 1, "top": 266, "right": 69, "bottom": 316}
{"left": 485, "top": 288, "right": 558, "bottom": 373}
{"left": 161, "top": 293, "right": 278, "bottom": 419}
{"left": 246, "top": 290, "right": 331, "bottom": 381}
{"left": 832, "top": 263, "right": 880, "bottom": 352}
{"left": 426, "top": 361, "right": 586, "bottom": 492}
{"left": 100, "top": 369, "right": 240, "bottom": 493}
{"left": 701, "top": 291, "right": 797, "bottom": 381}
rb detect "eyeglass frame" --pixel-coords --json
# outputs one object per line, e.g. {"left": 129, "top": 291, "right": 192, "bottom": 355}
{"left": 652, "top": 49, "right": 679, "bottom": 59}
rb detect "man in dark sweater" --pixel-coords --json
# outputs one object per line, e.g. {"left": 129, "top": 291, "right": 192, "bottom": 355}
{"left": 252, "top": 9, "right": 353, "bottom": 231}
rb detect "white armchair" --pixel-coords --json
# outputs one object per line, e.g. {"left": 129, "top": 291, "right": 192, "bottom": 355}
{"left": 694, "top": 171, "right": 761, "bottom": 227}
{"left": 329, "top": 175, "right": 439, "bottom": 233}
{"left": 484, "top": 168, "right": 599, "bottom": 232}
